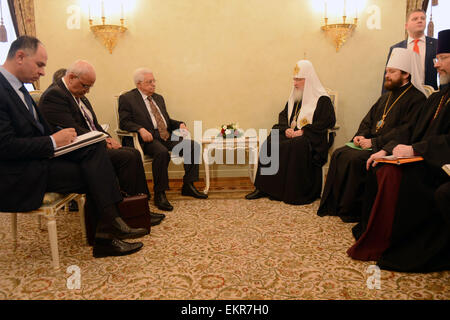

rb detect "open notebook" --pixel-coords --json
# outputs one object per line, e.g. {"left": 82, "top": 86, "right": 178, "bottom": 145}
{"left": 54, "top": 131, "right": 108, "bottom": 157}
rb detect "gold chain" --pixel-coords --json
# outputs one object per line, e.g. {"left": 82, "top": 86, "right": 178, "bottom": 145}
{"left": 376, "top": 84, "right": 413, "bottom": 132}
{"left": 432, "top": 92, "right": 449, "bottom": 120}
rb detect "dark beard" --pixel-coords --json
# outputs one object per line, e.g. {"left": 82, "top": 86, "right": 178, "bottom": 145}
{"left": 384, "top": 77, "right": 404, "bottom": 91}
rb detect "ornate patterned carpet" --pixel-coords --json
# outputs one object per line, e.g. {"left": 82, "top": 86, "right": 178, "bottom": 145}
{"left": 0, "top": 192, "right": 449, "bottom": 300}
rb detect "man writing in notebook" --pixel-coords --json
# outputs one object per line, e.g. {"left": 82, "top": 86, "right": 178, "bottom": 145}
{"left": 0, "top": 36, "right": 146, "bottom": 258}
{"left": 39, "top": 60, "right": 165, "bottom": 227}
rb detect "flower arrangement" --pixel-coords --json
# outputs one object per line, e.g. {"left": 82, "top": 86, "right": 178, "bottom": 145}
{"left": 219, "top": 123, "right": 243, "bottom": 138}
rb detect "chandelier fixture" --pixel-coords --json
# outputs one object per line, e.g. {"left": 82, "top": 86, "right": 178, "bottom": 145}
{"left": 89, "top": 1, "right": 127, "bottom": 54}
{"left": 321, "top": 1, "right": 358, "bottom": 52}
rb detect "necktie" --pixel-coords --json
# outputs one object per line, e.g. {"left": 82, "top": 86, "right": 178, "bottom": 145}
{"left": 148, "top": 97, "right": 169, "bottom": 141}
{"left": 19, "top": 85, "right": 44, "bottom": 133}
{"left": 413, "top": 39, "right": 420, "bottom": 55}
{"left": 77, "top": 98, "right": 97, "bottom": 131}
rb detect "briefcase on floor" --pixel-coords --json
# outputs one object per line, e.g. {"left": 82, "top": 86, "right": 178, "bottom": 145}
{"left": 84, "top": 193, "right": 151, "bottom": 246}
{"left": 117, "top": 193, "right": 152, "bottom": 232}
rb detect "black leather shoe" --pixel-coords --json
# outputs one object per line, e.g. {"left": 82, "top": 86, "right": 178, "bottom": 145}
{"left": 150, "top": 212, "right": 166, "bottom": 219}
{"left": 93, "top": 238, "right": 143, "bottom": 258}
{"left": 245, "top": 189, "right": 267, "bottom": 200}
{"left": 181, "top": 182, "right": 208, "bottom": 199}
{"left": 101, "top": 217, "right": 149, "bottom": 240}
{"left": 155, "top": 191, "right": 173, "bottom": 211}
{"left": 150, "top": 215, "right": 164, "bottom": 226}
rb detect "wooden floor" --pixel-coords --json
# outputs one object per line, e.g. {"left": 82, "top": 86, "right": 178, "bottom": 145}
{"left": 147, "top": 176, "right": 254, "bottom": 193}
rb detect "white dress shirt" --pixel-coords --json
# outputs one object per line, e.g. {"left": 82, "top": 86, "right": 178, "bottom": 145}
{"left": 407, "top": 35, "right": 426, "bottom": 84}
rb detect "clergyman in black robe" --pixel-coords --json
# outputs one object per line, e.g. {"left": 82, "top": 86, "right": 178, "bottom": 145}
{"left": 318, "top": 49, "right": 427, "bottom": 222}
{"left": 348, "top": 29, "right": 450, "bottom": 272}
{"left": 246, "top": 60, "right": 336, "bottom": 205}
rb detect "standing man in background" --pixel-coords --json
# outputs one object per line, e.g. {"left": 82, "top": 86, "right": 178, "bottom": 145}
{"left": 382, "top": 9, "right": 438, "bottom": 93}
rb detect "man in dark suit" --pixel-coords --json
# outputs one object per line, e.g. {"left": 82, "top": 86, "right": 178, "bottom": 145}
{"left": 118, "top": 68, "right": 207, "bottom": 211}
{"left": 382, "top": 9, "right": 438, "bottom": 94}
{"left": 0, "top": 36, "right": 147, "bottom": 258}
{"left": 38, "top": 60, "right": 165, "bottom": 226}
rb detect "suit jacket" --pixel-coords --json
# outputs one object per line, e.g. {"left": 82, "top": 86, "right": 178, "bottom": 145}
{"left": 0, "top": 73, "right": 55, "bottom": 211}
{"left": 382, "top": 36, "right": 438, "bottom": 94}
{"left": 38, "top": 79, "right": 109, "bottom": 137}
{"left": 118, "top": 88, "right": 183, "bottom": 141}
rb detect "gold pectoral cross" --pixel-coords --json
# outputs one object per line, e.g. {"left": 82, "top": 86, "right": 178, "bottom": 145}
{"left": 376, "top": 115, "right": 385, "bottom": 132}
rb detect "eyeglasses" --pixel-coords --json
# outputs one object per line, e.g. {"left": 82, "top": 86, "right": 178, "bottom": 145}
{"left": 433, "top": 55, "right": 450, "bottom": 64}
{"left": 142, "top": 79, "right": 156, "bottom": 85}
{"left": 76, "top": 76, "right": 94, "bottom": 89}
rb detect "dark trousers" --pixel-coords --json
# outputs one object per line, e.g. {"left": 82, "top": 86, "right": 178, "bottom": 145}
{"left": 46, "top": 143, "right": 123, "bottom": 230}
{"left": 142, "top": 137, "right": 200, "bottom": 192}
{"left": 106, "top": 146, "right": 150, "bottom": 197}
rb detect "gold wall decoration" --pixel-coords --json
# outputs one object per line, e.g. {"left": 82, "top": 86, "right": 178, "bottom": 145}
{"left": 321, "top": 1, "right": 358, "bottom": 52}
{"left": 89, "top": 2, "right": 127, "bottom": 54}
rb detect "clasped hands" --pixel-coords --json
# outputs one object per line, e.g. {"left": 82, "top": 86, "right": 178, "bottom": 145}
{"left": 353, "top": 136, "right": 372, "bottom": 149}
{"left": 139, "top": 123, "right": 189, "bottom": 143}
{"left": 285, "top": 128, "right": 304, "bottom": 139}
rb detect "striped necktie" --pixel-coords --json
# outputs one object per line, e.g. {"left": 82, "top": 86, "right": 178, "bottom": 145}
{"left": 148, "top": 97, "right": 170, "bottom": 141}
{"left": 77, "top": 97, "right": 97, "bottom": 131}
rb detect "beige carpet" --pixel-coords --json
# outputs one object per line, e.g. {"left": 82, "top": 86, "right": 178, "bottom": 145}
{"left": 0, "top": 194, "right": 449, "bottom": 300}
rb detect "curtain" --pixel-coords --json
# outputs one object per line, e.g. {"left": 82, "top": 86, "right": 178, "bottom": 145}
{"left": 7, "top": 0, "right": 38, "bottom": 88}
{"left": 8, "top": 0, "right": 35, "bottom": 36}
{"left": 406, "top": 0, "right": 424, "bottom": 14}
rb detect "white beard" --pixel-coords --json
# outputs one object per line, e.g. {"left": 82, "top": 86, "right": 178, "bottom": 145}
{"left": 439, "top": 74, "right": 449, "bottom": 85}
{"left": 292, "top": 88, "right": 303, "bottom": 102}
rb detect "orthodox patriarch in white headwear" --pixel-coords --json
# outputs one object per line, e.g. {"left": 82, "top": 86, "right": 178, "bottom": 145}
{"left": 288, "top": 60, "right": 330, "bottom": 129}
{"left": 246, "top": 59, "right": 336, "bottom": 205}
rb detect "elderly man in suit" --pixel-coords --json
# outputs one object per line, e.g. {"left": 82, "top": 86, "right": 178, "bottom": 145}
{"left": 39, "top": 60, "right": 165, "bottom": 226}
{"left": 118, "top": 68, "right": 207, "bottom": 211}
{"left": 0, "top": 36, "right": 146, "bottom": 258}
{"left": 382, "top": 9, "right": 438, "bottom": 93}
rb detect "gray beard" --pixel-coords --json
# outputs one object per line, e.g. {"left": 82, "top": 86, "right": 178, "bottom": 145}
{"left": 439, "top": 74, "right": 449, "bottom": 85}
{"left": 292, "top": 88, "right": 303, "bottom": 102}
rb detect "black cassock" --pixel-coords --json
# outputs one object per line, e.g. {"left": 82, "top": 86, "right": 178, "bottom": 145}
{"left": 317, "top": 84, "right": 426, "bottom": 221}
{"left": 254, "top": 96, "right": 335, "bottom": 205}
{"left": 369, "top": 85, "right": 450, "bottom": 272}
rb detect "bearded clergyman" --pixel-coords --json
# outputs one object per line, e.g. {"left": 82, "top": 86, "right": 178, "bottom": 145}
{"left": 317, "top": 48, "right": 427, "bottom": 222}
{"left": 246, "top": 60, "right": 336, "bottom": 205}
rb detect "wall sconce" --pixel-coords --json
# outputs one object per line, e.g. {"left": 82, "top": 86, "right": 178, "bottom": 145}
{"left": 321, "top": 0, "right": 358, "bottom": 52}
{"left": 89, "top": 1, "right": 127, "bottom": 54}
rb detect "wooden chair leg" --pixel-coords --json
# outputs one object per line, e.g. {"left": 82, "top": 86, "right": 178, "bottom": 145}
{"left": 77, "top": 196, "right": 88, "bottom": 245}
{"left": 47, "top": 217, "right": 60, "bottom": 270}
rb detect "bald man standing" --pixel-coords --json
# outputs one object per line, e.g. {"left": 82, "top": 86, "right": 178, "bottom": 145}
{"left": 39, "top": 60, "right": 165, "bottom": 228}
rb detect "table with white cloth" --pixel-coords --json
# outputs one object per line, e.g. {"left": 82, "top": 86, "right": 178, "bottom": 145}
{"left": 201, "top": 136, "right": 259, "bottom": 194}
